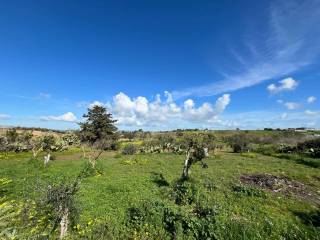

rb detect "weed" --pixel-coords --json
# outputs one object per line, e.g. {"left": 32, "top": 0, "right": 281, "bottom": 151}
{"left": 232, "top": 185, "right": 266, "bottom": 197}
{"left": 240, "top": 152, "right": 257, "bottom": 158}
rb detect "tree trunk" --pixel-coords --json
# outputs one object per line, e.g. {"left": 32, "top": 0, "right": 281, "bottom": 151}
{"left": 81, "top": 146, "right": 86, "bottom": 158}
{"left": 89, "top": 158, "right": 96, "bottom": 168}
{"left": 182, "top": 151, "right": 191, "bottom": 179}
{"left": 60, "top": 209, "right": 69, "bottom": 239}
{"left": 203, "top": 147, "right": 209, "bottom": 157}
{"left": 44, "top": 153, "right": 50, "bottom": 166}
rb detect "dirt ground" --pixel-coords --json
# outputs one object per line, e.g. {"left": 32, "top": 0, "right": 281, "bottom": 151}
{"left": 240, "top": 173, "right": 320, "bottom": 205}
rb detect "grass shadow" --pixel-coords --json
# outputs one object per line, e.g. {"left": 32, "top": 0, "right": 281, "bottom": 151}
{"left": 293, "top": 210, "right": 320, "bottom": 227}
{"left": 150, "top": 172, "right": 170, "bottom": 187}
{"left": 272, "top": 153, "right": 320, "bottom": 169}
{"left": 295, "top": 158, "right": 320, "bottom": 168}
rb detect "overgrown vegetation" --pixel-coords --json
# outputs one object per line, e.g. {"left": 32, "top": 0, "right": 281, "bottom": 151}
{"left": 121, "top": 144, "right": 137, "bottom": 155}
{"left": 0, "top": 128, "right": 319, "bottom": 239}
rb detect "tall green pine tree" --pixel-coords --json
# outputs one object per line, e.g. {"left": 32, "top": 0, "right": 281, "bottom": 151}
{"left": 79, "top": 105, "right": 117, "bottom": 145}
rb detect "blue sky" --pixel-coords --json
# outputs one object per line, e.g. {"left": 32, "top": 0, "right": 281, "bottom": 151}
{"left": 0, "top": 0, "right": 320, "bottom": 130}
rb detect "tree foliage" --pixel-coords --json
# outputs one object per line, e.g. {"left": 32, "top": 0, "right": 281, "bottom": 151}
{"left": 225, "top": 134, "right": 250, "bottom": 153}
{"left": 122, "top": 144, "right": 137, "bottom": 155}
{"left": 78, "top": 105, "right": 117, "bottom": 147}
{"left": 5, "top": 129, "right": 18, "bottom": 143}
{"left": 182, "top": 139, "right": 209, "bottom": 180}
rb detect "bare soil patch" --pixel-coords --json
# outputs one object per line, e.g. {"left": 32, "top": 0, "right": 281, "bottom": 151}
{"left": 240, "top": 173, "right": 320, "bottom": 205}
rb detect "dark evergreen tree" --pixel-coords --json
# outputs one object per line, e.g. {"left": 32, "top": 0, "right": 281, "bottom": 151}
{"left": 79, "top": 105, "right": 117, "bottom": 145}
{"left": 78, "top": 106, "right": 118, "bottom": 167}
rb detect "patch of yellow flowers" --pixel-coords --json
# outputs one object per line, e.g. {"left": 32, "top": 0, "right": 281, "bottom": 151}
{"left": 132, "top": 223, "right": 151, "bottom": 240}
{"left": 73, "top": 218, "right": 101, "bottom": 236}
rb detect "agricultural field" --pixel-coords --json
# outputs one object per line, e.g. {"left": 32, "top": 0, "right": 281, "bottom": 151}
{"left": 1, "top": 125, "right": 320, "bottom": 239}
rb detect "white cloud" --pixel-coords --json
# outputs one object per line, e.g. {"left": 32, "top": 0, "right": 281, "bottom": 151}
{"left": 267, "top": 77, "right": 298, "bottom": 94}
{"left": 215, "top": 94, "right": 231, "bottom": 113}
{"left": 164, "top": 91, "right": 173, "bottom": 103}
{"left": 172, "top": 0, "right": 320, "bottom": 98}
{"left": 0, "top": 114, "right": 11, "bottom": 120}
{"left": 134, "top": 97, "right": 149, "bottom": 115}
{"left": 104, "top": 92, "right": 231, "bottom": 128}
{"left": 182, "top": 94, "right": 230, "bottom": 123}
{"left": 183, "top": 102, "right": 214, "bottom": 122}
{"left": 40, "top": 112, "right": 77, "bottom": 122}
{"left": 277, "top": 100, "right": 301, "bottom": 110}
{"left": 305, "top": 110, "right": 319, "bottom": 116}
{"left": 307, "top": 96, "right": 316, "bottom": 103}
{"left": 284, "top": 102, "right": 300, "bottom": 110}
{"left": 89, "top": 101, "right": 105, "bottom": 109}
{"left": 184, "top": 99, "right": 194, "bottom": 109}
{"left": 113, "top": 92, "right": 135, "bottom": 112}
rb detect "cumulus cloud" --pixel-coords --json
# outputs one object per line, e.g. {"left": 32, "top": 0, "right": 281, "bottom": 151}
{"left": 0, "top": 114, "right": 11, "bottom": 120}
{"left": 184, "top": 99, "right": 195, "bottom": 109}
{"left": 40, "top": 112, "right": 77, "bottom": 122}
{"left": 267, "top": 77, "right": 298, "bottom": 94}
{"left": 307, "top": 96, "right": 316, "bottom": 103}
{"left": 183, "top": 102, "right": 214, "bottom": 122}
{"left": 181, "top": 94, "right": 231, "bottom": 123}
{"left": 284, "top": 102, "right": 300, "bottom": 110}
{"left": 100, "top": 92, "right": 231, "bottom": 128}
{"left": 215, "top": 94, "right": 231, "bottom": 113}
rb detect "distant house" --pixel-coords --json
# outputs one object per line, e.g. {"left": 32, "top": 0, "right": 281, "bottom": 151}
{"left": 287, "top": 127, "right": 316, "bottom": 132}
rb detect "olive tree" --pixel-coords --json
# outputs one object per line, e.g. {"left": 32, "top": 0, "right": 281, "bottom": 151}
{"left": 5, "top": 129, "right": 18, "bottom": 143}
{"left": 19, "top": 131, "right": 33, "bottom": 145}
{"left": 0, "top": 136, "right": 8, "bottom": 153}
{"left": 30, "top": 137, "right": 43, "bottom": 158}
{"left": 42, "top": 135, "right": 56, "bottom": 166}
{"left": 40, "top": 166, "right": 91, "bottom": 239}
{"left": 225, "top": 134, "right": 250, "bottom": 153}
{"left": 30, "top": 135, "right": 56, "bottom": 166}
{"left": 182, "top": 140, "right": 209, "bottom": 180}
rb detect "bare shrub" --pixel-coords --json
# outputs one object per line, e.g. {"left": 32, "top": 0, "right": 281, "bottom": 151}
{"left": 122, "top": 144, "right": 137, "bottom": 155}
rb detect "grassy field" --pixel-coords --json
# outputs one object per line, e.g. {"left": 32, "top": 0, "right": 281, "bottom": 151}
{"left": 1, "top": 148, "right": 319, "bottom": 239}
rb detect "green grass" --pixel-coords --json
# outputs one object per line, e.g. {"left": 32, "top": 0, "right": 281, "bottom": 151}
{"left": 1, "top": 150, "right": 320, "bottom": 239}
